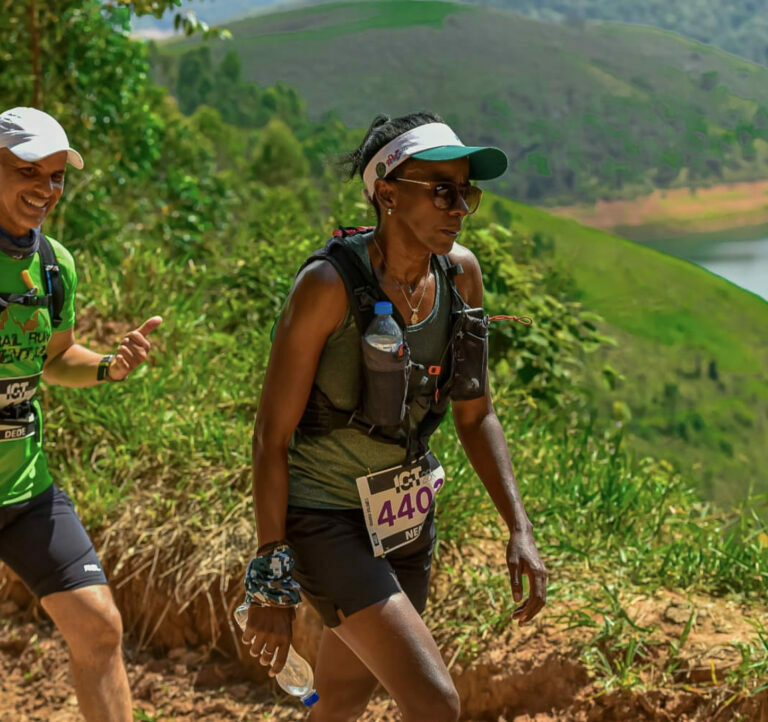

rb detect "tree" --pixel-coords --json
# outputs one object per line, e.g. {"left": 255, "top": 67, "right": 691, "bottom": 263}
{"left": 251, "top": 119, "right": 309, "bottom": 186}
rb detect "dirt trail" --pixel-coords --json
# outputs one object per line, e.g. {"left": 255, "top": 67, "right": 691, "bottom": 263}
{"left": 2, "top": 565, "right": 767, "bottom": 722}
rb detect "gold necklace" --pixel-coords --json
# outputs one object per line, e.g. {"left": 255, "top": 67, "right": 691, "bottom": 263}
{"left": 373, "top": 236, "right": 432, "bottom": 324}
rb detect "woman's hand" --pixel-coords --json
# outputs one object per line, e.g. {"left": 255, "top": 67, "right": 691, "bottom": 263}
{"left": 241, "top": 604, "right": 295, "bottom": 675}
{"left": 507, "top": 528, "right": 547, "bottom": 626}
{"left": 107, "top": 316, "right": 163, "bottom": 381}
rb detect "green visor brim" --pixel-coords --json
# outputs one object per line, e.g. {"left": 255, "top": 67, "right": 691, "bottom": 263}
{"left": 411, "top": 145, "right": 508, "bottom": 180}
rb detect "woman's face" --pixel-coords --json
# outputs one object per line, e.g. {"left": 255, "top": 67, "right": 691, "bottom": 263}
{"left": 0, "top": 148, "right": 67, "bottom": 236}
{"left": 378, "top": 156, "right": 472, "bottom": 255}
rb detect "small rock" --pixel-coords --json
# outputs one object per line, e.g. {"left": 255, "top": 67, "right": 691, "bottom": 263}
{"left": 664, "top": 603, "right": 694, "bottom": 625}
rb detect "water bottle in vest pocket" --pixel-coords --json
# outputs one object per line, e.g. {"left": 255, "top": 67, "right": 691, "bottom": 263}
{"left": 360, "top": 301, "right": 410, "bottom": 426}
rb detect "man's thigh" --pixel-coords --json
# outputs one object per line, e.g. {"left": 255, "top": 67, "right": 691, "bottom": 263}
{"left": 0, "top": 483, "right": 108, "bottom": 599}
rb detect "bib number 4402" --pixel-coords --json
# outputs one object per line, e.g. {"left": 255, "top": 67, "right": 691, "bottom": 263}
{"left": 377, "top": 475, "right": 444, "bottom": 528}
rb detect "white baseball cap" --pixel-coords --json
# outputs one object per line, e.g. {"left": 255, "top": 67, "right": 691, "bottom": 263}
{"left": 0, "top": 107, "right": 84, "bottom": 169}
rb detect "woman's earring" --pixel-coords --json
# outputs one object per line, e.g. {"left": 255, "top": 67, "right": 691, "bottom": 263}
{"left": 387, "top": 207, "right": 393, "bottom": 216}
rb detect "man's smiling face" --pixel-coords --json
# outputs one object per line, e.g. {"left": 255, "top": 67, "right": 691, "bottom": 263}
{"left": 0, "top": 148, "right": 67, "bottom": 236}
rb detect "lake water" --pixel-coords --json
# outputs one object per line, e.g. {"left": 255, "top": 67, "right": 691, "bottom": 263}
{"left": 651, "top": 236, "right": 768, "bottom": 301}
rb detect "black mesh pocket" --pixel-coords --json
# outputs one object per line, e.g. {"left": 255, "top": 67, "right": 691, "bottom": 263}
{"left": 449, "top": 308, "right": 488, "bottom": 401}
{"left": 360, "top": 340, "right": 411, "bottom": 426}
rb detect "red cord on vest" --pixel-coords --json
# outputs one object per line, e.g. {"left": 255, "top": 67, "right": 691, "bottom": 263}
{"left": 488, "top": 315, "right": 533, "bottom": 326}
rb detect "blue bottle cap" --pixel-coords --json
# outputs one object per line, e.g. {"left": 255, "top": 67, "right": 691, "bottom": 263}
{"left": 302, "top": 690, "right": 320, "bottom": 707}
{"left": 374, "top": 301, "right": 393, "bottom": 315}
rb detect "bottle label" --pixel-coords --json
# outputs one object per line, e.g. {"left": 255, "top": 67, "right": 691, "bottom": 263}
{"left": 355, "top": 451, "right": 445, "bottom": 557}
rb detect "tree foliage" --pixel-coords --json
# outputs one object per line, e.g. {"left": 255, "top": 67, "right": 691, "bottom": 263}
{"left": 0, "top": 0, "right": 231, "bottom": 251}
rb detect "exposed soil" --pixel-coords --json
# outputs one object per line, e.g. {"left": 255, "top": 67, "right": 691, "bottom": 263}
{"left": 551, "top": 180, "right": 768, "bottom": 241}
{"left": 1, "top": 565, "right": 766, "bottom": 722}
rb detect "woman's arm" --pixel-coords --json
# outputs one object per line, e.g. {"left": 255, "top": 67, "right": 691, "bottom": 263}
{"left": 43, "top": 317, "right": 162, "bottom": 387}
{"left": 449, "top": 245, "right": 547, "bottom": 626}
{"left": 244, "top": 259, "right": 347, "bottom": 671}
{"left": 251, "top": 260, "right": 347, "bottom": 546}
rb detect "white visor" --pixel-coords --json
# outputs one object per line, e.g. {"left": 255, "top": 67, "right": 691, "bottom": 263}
{"left": 0, "top": 107, "right": 84, "bottom": 170}
{"left": 362, "top": 122, "right": 507, "bottom": 202}
{"left": 362, "top": 123, "right": 462, "bottom": 199}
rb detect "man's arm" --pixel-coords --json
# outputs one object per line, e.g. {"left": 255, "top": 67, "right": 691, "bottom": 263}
{"left": 43, "top": 316, "right": 162, "bottom": 387}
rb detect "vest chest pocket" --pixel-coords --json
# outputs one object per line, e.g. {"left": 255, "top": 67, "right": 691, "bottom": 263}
{"left": 448, "top": 307, "right": 488, "bottom": 401}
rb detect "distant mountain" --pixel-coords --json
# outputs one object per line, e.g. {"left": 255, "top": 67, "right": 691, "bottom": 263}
{"left": 154, "top": 1, "right": 768, "bottom": 205}
{"left": 130, "top": 0, "right": 297, "bottom": 38}
{"left": 467, "top": 0, "right": 768, "bottom": 67}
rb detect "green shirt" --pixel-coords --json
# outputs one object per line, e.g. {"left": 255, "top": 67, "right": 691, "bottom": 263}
{"left": 0, "top": 237, "right": 77, "bottom": 506}
{"left": 287, "top": 232, "right": 453, "bottom": 509}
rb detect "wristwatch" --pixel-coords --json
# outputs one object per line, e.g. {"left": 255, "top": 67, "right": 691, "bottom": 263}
{"left": 97, "top": 354, "right": 115, "bottom": 382}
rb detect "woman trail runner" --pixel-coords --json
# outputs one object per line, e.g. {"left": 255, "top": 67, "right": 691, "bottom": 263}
{"left": 240, "top": 112, "right": 547, "bottom": 721}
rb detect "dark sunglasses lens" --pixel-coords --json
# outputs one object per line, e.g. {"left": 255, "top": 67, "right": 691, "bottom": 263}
{"left": 433, "top": 184, "right": 457, "bottom": 210}
{"left": 464, "top": 186, "right": 481, "bottom": 213}
{"left": 433, "top": 184, "right": 481, "bottom": 213}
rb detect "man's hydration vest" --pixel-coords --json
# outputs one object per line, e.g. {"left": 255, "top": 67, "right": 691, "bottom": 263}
{"left": 0, "top": 235, "right": 65, "bottom": 441}
{"left": 295, "top": 227, "right": 490, "bottom": 462}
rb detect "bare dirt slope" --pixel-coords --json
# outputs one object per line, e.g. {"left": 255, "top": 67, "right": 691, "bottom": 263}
{"left": 1, "top": 574, "right": 767, "bottom": 722}
{"left": 552, "top": 180, "right": 768, "bottom": 241}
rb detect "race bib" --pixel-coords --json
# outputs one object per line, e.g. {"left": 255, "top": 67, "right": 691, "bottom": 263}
{"left": 356, "top": 452, "right": 445, "bottom": 557}
{"left": 0, "top": 373, "right": 40, "bottom": 409}
{"left": 0, "top": 417, "right": 36, "bottom": 442}
{"left": 0, "top": 374, "right": 39, "bottom": 442}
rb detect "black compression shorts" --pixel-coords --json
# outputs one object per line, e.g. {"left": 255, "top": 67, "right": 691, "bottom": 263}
{"left": 0, "top": 483, "right": 108, "bottom": 598}
{"left": 285, "top": 505, "right": 435, "bottom": 627}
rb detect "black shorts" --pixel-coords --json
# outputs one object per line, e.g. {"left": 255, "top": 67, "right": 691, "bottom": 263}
{"left": 0, "top": 483, "right": 108, "bottom": 599}
{"left": 285, "top": 505, "right": 435, "bottom": 627}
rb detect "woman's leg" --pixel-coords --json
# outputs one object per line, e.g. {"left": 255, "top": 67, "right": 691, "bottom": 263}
{"left": 307, "top": 626, "right": 379, "bottom": 722}
{"left": 311, "top": 592, "right": 459, "bottom": 722}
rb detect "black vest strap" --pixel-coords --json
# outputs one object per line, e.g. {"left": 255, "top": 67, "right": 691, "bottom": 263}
{"left": 37, "top": 235, "right": 64, "bottom": 329}
{"left": 296, "top": 230, "right": 466, "bottom": 461}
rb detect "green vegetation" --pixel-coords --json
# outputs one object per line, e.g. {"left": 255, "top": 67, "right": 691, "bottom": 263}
{"left": 153, "top": 0, "right": 768, "bottom": 206}
{"left": 2, "top": 0, "right": 767, "bottom": 705}
{"left": 473, "top": 0, "right": 768, "bottom": 68}
{"left": 474, "top": 199, "right": 768, "bottom": 510}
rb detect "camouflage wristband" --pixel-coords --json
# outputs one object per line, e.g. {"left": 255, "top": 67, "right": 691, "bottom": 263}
{"left": 244, "top": 544, "right": 301, "bottom": 607}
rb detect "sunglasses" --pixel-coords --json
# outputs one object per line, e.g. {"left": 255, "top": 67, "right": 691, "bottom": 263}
{"left": 392, "top": 177, "right": 483, "bottom": 214}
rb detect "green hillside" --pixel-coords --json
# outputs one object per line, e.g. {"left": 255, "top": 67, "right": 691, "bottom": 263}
{"left": 476, "top": 196, "right": 768, "bottom": 508}
{"left": 153, "top": 0, "right": 768, "bottom": 205}
{"left": 472, "top": 0, "right": 768, "bottom": 68}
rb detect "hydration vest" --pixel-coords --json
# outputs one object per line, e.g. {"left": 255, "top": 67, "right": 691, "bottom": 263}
{"left": 0, "top": 235, "right": 65, "bottom": 328}
{"left": 294, "top": 227, "right": 490, "bottom": 462}
{"left": 0, "top": 235, "right": 65, "bottom": 441}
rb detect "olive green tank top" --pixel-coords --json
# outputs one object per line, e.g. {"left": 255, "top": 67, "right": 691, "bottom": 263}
{"left": 287, "top": 232, "right": 453, "bottom": 509}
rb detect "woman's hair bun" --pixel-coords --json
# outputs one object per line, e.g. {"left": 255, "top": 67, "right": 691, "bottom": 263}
{"left": 338, "top": 111, "right": 443, "bottom": 182}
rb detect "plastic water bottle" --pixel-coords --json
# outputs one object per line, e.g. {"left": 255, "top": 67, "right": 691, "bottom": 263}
{"left": 234, "top": 603, "right": 319, "bottom": 708}
{"left": 363, "top": 301, "right": 403, "bottom": 353}
{"left": 359, "top": 300, "right": 409, "bottom": 425}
